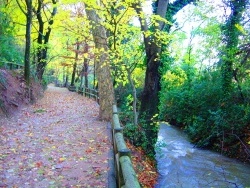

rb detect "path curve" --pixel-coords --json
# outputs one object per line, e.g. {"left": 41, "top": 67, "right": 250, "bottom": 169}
{"left": 0, "top": 84, "right": 112, "bottom": 187}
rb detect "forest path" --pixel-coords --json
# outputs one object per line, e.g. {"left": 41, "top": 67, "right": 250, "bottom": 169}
{"left": 0, "top": 84, "right": 112, "bottom": 187}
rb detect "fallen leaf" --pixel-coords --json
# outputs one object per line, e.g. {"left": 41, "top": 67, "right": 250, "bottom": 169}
{"left": 59, "top": 157, "right": 66, "bottom": 162}
{"left": 36, "top": 161, "right": 43, "bottom": 168}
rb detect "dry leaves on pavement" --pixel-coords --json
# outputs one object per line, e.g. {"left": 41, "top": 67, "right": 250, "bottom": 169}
{"left": 0, "top": 85, "right": 112, "bottom": 188}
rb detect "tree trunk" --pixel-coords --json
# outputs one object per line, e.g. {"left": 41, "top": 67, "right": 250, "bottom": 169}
{"left": 84, "top": 58, "right": 89, "bottom": 88}
{"left": 24, "top": 0, "right": 32, "bottom": 85}
{"left": 85, "top": 4, "right": 114, "bottom": 121}
{"left": 71, "top": 41, "right": 80, "bottom": 86}
{"left": 133, "top": 0, "right": 169, "bottom": 121}
{"left": 35, "top": 0, "right": 57, "bottom": 81}
{"left": 127, "top": 68, "right": 138, "bottom": 126}
{"left": 65, "top": 66, "right": 69, "bottom": 87}
{"left": 133, "top": 0, "right": 197, "bottom": 154}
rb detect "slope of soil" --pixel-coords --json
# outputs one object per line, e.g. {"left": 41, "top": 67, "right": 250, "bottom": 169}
{"left": 0, "top": 84, "right": 112, "bottom": 187}
{"left": 0, "top": 69, "right": 43, "bottom": 117}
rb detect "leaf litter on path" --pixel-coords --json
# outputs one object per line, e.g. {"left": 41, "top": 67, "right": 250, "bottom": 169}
{"left": 0, "top": 84, "right": 112, "bottom": 188}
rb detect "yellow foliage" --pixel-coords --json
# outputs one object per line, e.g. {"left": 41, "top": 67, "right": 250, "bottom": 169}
{"left": 163, "top": 68, "right": 187, "bottom": 88}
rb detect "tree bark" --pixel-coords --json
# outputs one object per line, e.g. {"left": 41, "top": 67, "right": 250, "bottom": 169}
{"left": 133, "top": 0, "right": 169, "bottom": 121}
{"left": 133, "top": 0, "right": 197, "bottom": 154}
{"left": 84, "top": 58, "right": 89, "bottom": 88}
{"left": 71, "top": 41, "right": 80, "bottom": 86}
{"left": 16, "top": 0, "right": 32, "bottom": 85}
{"left": 128, "top": 70, "right": 138, "bottom": 126}
{"left": 35, "top": 0, "right": 57, "bottom": 81}
{"left": 85, "top": 4, "right": 115, "bottom": 121}
{"left": 24, "top": 0, "right": 32, "bottom": 85}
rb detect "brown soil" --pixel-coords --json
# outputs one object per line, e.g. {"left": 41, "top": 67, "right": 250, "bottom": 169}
{"left": 0, "top": 83, "right": 112, "bottom": 187}
{"left": 0, "top": 69, "right": 43, "bottom": 117}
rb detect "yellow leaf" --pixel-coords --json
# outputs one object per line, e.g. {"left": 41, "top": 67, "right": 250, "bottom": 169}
{"left": 235, "top": 23, "right": 247, "bottom": 35}
{"left": 59, "top": 157, "right": 66, "bottom": 162}
{"left": 80, "top": 157, "right": 86, "bottom": 161}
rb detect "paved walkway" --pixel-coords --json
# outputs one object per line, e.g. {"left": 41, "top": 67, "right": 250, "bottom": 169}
{"left": 0, "top": 84, "right": 112, "bottom": 187}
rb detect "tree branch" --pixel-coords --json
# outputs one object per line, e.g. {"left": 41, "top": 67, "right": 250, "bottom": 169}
{"left": 16, "top": 0, "right": 27, "bottom": 16}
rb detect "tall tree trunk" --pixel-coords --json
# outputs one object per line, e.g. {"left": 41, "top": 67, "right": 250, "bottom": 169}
{"left": 135, "top": 0, "right": 197, "bottom": 120}
{"left": 85, "top": 4, "right": 114, "bottom": 121}
{"left": 64, "top": 66, "right": 69, "bottom": 87}
{"left": 24, "top": 0, "right": 32, "bottom": 85}
{"left": 127, "top": 68, "right": 138, "bottom": 126}
{"left": 133, "top": 0, "right": 197, "bottom": 154}
{"left": 84, "top": 58, "right": 89, "bottom": 88}
{"left": 35, "top": 0, "right": 57, "bottom": 81}
{"left": 133, "top": 0, "right": 169, "bottom": 121}
{"left": 71, "top": 41, "right": 80, "bottom": 86}
{"left": 16, "top": 0, "right": 32, "bottom": 85}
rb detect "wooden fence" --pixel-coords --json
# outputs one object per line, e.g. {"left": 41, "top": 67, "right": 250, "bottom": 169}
{"left": 1, "top": 61, "right": 24, "bottom": 70}
{"left": 78, "top": 86, "right": 99, "bottom": 102}
{"left": 112, "top": 104, "right": 140, "bottom": 188}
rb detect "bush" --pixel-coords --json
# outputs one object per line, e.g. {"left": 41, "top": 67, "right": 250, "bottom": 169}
{"left": 123, "top": 120, "right": 159, "bottom": 159}
{"left": 159, "top": 70, "right": 250, "bottom": 161}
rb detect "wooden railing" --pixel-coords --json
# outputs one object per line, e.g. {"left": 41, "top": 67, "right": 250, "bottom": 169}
{"left": 112, "top": 104, "right": 140, "bottom": 188}
{"left": 1, "top": 61, "right": 24, "bottom": 70}
{"left": 54, "top": 83, "right": 99, "bottom": 103}
{"left": 78, "top": 86, "right": 99, "bottom": 102}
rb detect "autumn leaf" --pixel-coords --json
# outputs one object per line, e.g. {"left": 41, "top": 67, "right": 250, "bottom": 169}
{"left": 126, "top": 140, "right": 158, "bottom": 188}
{"left": 59, "top": 157, "right": 66, "bottom": 162}
{"left": 36, "top": 161, "right": 43, "bottom": 168}
{"left": 85, "top": 148, "right": 93, "bottom": 153}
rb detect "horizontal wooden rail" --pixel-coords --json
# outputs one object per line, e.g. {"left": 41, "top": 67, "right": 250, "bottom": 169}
{"left": 1, "top": 61, "right": 24, "bottom": 70}
{"left": 112, "top": 104, "right": 140, "bottom": 188}
{"left": 54, "top": 83, "right": 99, "bottom": 103}
{"left": 78, "top": 86, "right": 99, "bottom": 102}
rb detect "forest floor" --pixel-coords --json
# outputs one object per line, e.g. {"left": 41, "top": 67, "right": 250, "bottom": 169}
{"left": 0, "top": 84, "right": 112, "bottom": 187}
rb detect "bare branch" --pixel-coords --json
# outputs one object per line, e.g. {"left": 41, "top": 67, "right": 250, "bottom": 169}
{"left": 16, "top": 0, "right": 27, "bottom": 16}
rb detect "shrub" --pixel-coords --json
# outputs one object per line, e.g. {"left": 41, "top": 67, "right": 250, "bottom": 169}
{"left": 159, "top": 70, "right": 250, "bottom": 160}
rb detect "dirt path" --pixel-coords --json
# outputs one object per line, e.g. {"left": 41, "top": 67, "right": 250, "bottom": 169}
{"left": 0, "top": 84, "right": 112, "bottom": 188}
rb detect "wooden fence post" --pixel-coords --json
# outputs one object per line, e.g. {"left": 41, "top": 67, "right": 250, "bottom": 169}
{"left": 112, "top": 104, "right": 140, "bottom": 188}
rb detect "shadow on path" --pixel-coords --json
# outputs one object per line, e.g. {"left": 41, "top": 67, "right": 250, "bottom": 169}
{"left": 0, "top": 84, "right": 112, "bottom": 187}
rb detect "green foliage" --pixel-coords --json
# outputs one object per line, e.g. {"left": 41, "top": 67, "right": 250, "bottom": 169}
{"left": 160, "top": 69, "right": 250, "bottom": 158}
{"left": 0, "top": 6, "right": 23, "bottom": 65}
{"left": 33, "top": 108, "right": 47, "bottom": 113}
{"left": 123, "top": 116, "right": 159, "bottom": 159}
{"left": 158, "top": 0, "right": 250, "bottom": 161}
{"left": 123, "top": 123, "right": 146, "bottom": 147}
{"left": 117, "top": 82, "right": 159, "bottom": 158}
